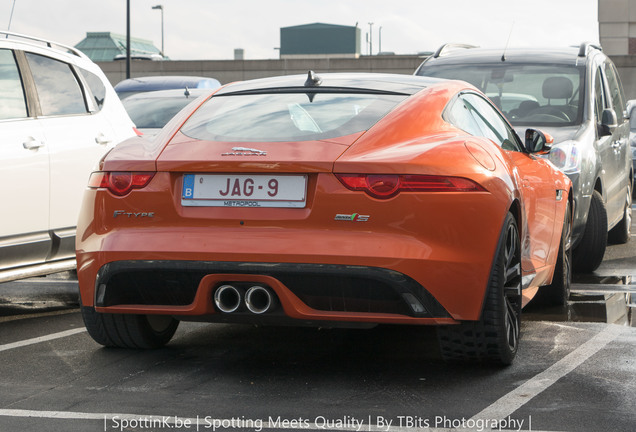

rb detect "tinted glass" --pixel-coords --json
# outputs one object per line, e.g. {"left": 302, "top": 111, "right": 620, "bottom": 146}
{"left": 181, "top": 92, "right": 407, "bottom": 142}
{"left": 26, "top": 53, "right": 87, "bottom": 116}
{"left": 0, "top": 49, "right": 28, "bottom": 120}
{"left": 79, "top": 68, "right": 106, "bottom": 111}
{"left": 419, "top": 64, "right": 584, "bottom": 126}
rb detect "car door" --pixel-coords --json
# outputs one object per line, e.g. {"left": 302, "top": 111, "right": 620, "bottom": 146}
{"left": 0, "top": 48, "right": 51, "bottom": 270}
{"left": 24, "top": 52, "right": 117, "bottom": 259}
{"left": 461, "top": 93, "right": 558, "bottom": 270}
{"left": 601, "top": 61, "right": 630, "bottom": 224}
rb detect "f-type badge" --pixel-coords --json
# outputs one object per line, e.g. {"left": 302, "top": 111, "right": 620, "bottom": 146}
{"left": 335, "top": 213, "right": 370, "bottom": 222}
{"left": 222, "top": 147, "right": 267, "bottom": 156}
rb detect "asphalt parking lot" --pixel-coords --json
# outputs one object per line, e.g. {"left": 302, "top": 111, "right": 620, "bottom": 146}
{"left": 1, "top": 206, "right": 634, "bottom": 432}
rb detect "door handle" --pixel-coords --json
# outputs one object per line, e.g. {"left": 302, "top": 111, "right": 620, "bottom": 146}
{"left": 23, "top": 137, "right": 44, "bottom": 150}
{"left": 95, "top": 133, "right": 112, "bottom": 145}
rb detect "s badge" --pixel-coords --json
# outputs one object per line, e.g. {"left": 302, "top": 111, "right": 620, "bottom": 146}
{"left": 334, "top": 213, "right": 369, "bottom": 222}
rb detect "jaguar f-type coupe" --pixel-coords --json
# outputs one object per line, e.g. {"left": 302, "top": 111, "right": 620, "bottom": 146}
{"left": 76, "top": 72, "right": 572, "bottom": 364}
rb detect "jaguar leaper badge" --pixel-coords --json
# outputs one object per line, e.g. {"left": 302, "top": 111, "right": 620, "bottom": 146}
{"left": 222, "top": 147, "right": 267, "bottom": 156}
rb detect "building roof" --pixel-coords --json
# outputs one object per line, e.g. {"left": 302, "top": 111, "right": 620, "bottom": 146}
{"left": 75, "top": 32, "right": 162, "bottom": 62}
{"left": 281, "top": 22, "right": 356, "bottom": 31}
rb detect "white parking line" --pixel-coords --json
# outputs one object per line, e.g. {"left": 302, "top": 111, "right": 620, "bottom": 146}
{"left": 0, "top": 325, "right": 624, "bottom": 432}
{"left": 0, "top": 328, "right": 85, "bottom": 353}
{"left": 470, "top": 324, "right": 625, "bottom": 423}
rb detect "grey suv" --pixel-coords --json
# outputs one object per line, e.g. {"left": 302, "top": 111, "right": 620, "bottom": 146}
{"left": 415, "top": 43, "right": 634, "bottom": 272}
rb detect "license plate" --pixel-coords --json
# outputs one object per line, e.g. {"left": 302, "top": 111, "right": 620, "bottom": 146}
{"left": 181, "top": 174, "right": 307, "bottom": 208}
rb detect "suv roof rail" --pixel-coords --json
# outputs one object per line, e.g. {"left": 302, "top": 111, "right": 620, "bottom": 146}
{"left": 432, "top": 43, "right": 479, "bottom": 58}
{"left": 578, "top": 42, "right": 602, "bottom": 57}
{"left": 0, "top": 31, "right": 87, "bottom": 59}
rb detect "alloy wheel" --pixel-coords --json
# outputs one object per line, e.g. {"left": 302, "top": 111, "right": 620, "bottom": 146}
{"left": 503, "top": 222, "right": 522, "bottom": 351}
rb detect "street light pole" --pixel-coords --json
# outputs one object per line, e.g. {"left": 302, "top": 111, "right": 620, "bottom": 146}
{"left": 379, "top": 26, "right": 382, "bottom": 54}
{"left": 152, "top": 5, "right": 164, "bottom": 57}
{"left": 126, "top": 0, "right": 130, "bottom": 79}
{"left": 368, "top": 22, "right": 374, "bottom": 55}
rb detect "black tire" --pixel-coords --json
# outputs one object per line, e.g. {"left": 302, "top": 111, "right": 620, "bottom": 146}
{"left": 437, "top": 212, "right": 522, "bottom": 365}
{"left": 81, "top": 306, "right": 179, "bottom": 349}
{"left": 608, "top": 182, "right": 632, "bottom": 245}
{"left": 573, "top": 190, "right": 607, "bottom": 273}
{"left": 534, "top": 202, "right": 572, "bottom": 306}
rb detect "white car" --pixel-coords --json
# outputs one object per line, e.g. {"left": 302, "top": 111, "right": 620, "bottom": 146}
{"left": 0, "top": 32, "right": 138, "bottom": 282}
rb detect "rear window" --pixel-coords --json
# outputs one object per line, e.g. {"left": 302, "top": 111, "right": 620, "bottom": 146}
{"left": 79, "top": 68, "right": 106, "bottom": 111}
{"left": 180, "top": 91, "right": 407, "bottom": 142}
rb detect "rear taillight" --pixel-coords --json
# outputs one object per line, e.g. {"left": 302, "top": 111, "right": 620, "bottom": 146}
{"left": 335, "top": 174, "right": 485, "bottom": 199}
{"left": 88, "top": 172, "right": 155, "bottom": 196}
{"left": 133, "top": 127, "right": 143, "bottom": 136}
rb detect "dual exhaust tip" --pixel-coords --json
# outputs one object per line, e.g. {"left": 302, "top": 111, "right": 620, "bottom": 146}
{"left": 214, "top": 284, "right": 278, "bottom": 314}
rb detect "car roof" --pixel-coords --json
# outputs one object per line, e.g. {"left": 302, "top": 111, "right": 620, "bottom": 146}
{"left": 216, "top": 72, "right": 446, "bottom": 96}
{"left": 420, "top": 46, "right": 590, "bottom": 67}
{"left": 0, "top": 31, "right": 91, "bottom": 65}
{"left": 114, "top": 76, "right": 221, "bottom": 93}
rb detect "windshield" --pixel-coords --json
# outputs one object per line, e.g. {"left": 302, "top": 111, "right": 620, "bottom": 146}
{"left": 419, "top": 64, "right": 584, "bottom": 127}
{"left": 180, "top": 91, "right": 408, "bottom": 142}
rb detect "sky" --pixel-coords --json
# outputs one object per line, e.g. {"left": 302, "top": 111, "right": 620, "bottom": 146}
{"left": 3, "top": 0, "right": 599, "bottom": 60}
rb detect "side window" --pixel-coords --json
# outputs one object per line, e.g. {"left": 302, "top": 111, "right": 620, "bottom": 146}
{"left": 25, "top": 53, "right": 87, "bottom": 116}
{"left": 79, "top": 68, "right": 106, "bottom": 111}
{"left": 603, "top": 61, "right": 626, "bottom": 122}
{"left": 593, "top": 67, "right": 606, "bottom": 122}
{"left": 0, "top": 49, "right": 28, "bottom": 120}
{"left": 463, "top": 93, "right": 521, "bottom": 151}
{"left": 445, "top": 96, "right": 483, "bottom": 137}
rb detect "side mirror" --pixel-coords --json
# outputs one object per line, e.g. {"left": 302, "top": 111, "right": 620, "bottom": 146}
{"left": 598, "top": 108, "right": 617, "bottom": 137}
{"left": 525, "top": 129, "right": 553, "bottom": 153}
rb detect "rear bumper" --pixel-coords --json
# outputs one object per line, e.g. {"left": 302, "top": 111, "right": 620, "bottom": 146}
{"left": 87, "top": 260, "right": 457, "bottom": 325}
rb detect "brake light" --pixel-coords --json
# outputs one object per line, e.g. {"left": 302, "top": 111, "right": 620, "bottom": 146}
{"left": 133, "top": 127, "right": 143, "bottom": 136}
{"left": 88, "top": 172, "right": 155, "bottom": 196}
{"left": 336, "top": 174, "right": 485, "bottom": 199}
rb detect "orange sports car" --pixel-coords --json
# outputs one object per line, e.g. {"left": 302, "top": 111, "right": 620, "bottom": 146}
{"left": 76, "top": 72, "right": 572, "bottom": 364}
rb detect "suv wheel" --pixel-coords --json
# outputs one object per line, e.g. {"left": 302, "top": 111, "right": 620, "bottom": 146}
{"left": 608, "top": 183, "right": 632, "bottom": 245}
{"left": 573, "top": 190, "right": 607, "bottom": 273}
